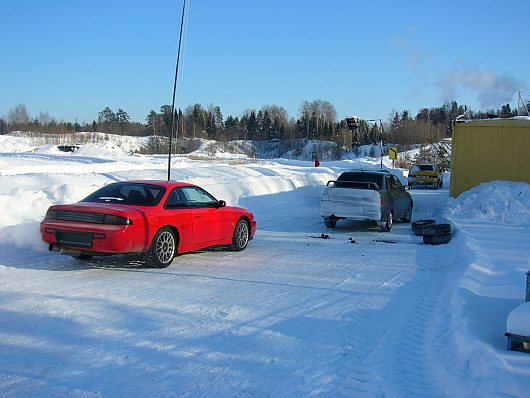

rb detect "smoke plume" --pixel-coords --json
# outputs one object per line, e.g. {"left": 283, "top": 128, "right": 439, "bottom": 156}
{"left": 436, "top": 64, "right": 526, "bottom": 109}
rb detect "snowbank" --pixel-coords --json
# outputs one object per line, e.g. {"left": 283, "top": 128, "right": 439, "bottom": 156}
{"left": 507, "top": 301, "right": 530, "bottom": 336}
{"left": 443, "top": 181, "right": 530, "bottom": 226}
{"left": 441, "top": 180, "right": 530, "bottom": 385}
{"left": 0, "top": 134, "right": 35, "bottom": 152}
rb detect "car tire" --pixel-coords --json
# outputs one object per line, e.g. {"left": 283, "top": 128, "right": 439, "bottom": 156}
{"left": 412, "top": 219, "right": 436, "bottom": 235}
{"left": 324, "top": 218, "right": 337, "bottom": 228}
{"left": 423, "top": 233, "right": 452, "bottom": 245}
{"left": 232, "top": 219, "right": 250, "bottom": 251}
{"left": 146, "top": 227, "right": 176, "bottom": 268}
{"left": 421, "top": 223, "right": 452, "bottom": 236}
{"left": 402, "top": 203, "right": 413, "bottom": 223}
{"left": 381, "top": 211, "right": 393, "bottom": 232}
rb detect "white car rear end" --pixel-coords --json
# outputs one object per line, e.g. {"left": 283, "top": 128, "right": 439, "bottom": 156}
{"left": 320, "top": 186, "right": 382, "bottom": 221}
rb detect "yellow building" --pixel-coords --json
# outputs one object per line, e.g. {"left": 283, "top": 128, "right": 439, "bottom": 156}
{"left": 450, "top": 118, "right": 530, "bottom": 197}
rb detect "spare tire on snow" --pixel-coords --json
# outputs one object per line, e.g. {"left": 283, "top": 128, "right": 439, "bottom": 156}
{"left": 420, "top": 223, "right": 452, "bottom": 236}
{"left": 412, "top": 219, "right": 436, "bottom": 235}
{"left": 423, "top": 233, "right": 452, "bottom": 245}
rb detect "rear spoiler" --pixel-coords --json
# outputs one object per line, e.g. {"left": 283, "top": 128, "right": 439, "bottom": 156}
{"left": 326, "top": 180, "right": 380, "bottom": 190}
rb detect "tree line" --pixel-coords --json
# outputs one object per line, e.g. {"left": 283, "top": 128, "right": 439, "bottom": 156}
{"left": 2, "top": 99, "right": 528, "bottom": 150}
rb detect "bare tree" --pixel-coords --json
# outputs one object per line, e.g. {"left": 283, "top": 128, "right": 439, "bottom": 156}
{"left": 7, "top": 104, "right": 30, "bottom": 129}
{"left": 37, "top": 111, "right": 54, "bottom": 126}
{"left": 320, "top": 100, "right": 337, "bottom": 124}
{"left": 261, "top": 104, "right": 288, "bottom": 126}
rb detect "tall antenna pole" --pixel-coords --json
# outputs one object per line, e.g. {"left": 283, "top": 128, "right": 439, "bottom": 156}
{"left": 168, "top": 0, "right": 187, "bottom": 181}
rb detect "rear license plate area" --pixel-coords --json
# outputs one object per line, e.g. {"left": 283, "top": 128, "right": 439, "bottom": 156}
{"left": 56, "top": 231, "right": 93, "bottom": 248}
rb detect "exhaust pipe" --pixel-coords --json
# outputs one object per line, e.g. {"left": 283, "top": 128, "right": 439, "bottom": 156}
{"left": 49, "top": 244, "right": 82, "bottom": 257}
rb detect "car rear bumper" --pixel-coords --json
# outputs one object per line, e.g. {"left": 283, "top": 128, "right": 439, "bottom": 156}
{"left": 40, "top": 221, "right": 140, "bottom": 254}
{"left": 320, "top": 200, "right": 381, "bottom": 221}
{"left": 408, "top": 177, "right": 438, "bottom": 185}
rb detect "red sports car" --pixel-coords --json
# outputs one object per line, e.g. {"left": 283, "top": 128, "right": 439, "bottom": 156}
{"left": 40, "top": 180, "right": 256, "bottom": 268}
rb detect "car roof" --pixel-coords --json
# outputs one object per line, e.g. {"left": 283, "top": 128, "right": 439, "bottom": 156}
{"left": 345, "top": 169, "right": 390, "bottom": 173}
{"left": 114, "top": 180, "right": 197, "bottom": 188}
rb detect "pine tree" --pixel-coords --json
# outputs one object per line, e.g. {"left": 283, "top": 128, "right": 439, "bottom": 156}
{"left": 0, "top": 118, "right": 7, "bottom": 133}
{"left": 146, "top": 110, "right": 159, "bottom": 136}
{"left": 116, "top": 109, "right": 130, "bottom": 134}
{"left": 160, "top": 105, "right": 173, "bottom": 136}
{"left": 245, "top": 111, "right": 257, "bottom": 140}
{"left": 98, "top": 107, "right": 115, "bottom": 124}
{"left": 262, "top": 110, "right": 272, "bottom": 141}
{"left": 500, "top": 103, "right": 512, "bottom": 118}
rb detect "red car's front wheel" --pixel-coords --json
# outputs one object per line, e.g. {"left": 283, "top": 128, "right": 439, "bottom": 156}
{"left": 232, "top": 219, "right": 250, "bottom": 251}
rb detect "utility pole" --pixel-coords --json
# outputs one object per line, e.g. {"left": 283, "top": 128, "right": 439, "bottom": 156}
{"left": 518, "top": 91, "right": 529, "bottom": 116}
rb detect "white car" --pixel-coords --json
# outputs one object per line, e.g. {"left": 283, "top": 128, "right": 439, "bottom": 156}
{"left": 320, "top": 170, "right": 413, "bottom": 232}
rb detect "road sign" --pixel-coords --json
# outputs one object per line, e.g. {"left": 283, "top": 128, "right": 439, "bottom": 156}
{"left": 389, "top": 146, "right": 398, "bottom": 160}
{"left": 346, "top": 117, "right": 359, "bottom": 130}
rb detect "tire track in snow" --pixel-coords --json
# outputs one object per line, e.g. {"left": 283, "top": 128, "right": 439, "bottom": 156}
{"left": 253, "top": 227, "right": 423, "bottom": 397}
{"left": 332, "top": 243, "right": 458, "bottom": 397}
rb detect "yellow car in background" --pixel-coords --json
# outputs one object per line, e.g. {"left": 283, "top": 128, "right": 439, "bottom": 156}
{"left": 407, "top": 163, "right": 443, "bottom": 189}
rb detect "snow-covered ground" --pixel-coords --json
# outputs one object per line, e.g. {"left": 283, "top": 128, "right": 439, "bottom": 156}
{"left": 0, "top": 134, "right": 529, "bottom": 397}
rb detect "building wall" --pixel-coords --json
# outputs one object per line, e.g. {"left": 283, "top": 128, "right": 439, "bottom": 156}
{"left": 450, "top": 119, "right": 530, "bottom": 197}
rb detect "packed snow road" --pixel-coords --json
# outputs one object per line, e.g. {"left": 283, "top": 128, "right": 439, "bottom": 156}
{"left": 0, "top": 164, "right": 457, "bottom": 397}
{"left": 2, "top": 137, "right": 530, "bottom": 397}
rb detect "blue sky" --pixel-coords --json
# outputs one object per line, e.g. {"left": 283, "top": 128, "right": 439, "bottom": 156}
{"left": 2, "top": 0, "right": 529, "bottom": 124}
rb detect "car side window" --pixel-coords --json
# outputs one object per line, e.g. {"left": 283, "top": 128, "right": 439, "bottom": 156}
{"left": 164, "top": 188, "right": 188, "bottom": 209}
{"left": 384, "top": 175, "right": 391, "bottom": 190}
{"left": 387, "top": 175, "right": 401, "bottom": 191}
{"left": 180, "top": 187, "right": 218, "bottom": 208}
{"left": 392, "top": 176, "right": 404, "bottom": 190}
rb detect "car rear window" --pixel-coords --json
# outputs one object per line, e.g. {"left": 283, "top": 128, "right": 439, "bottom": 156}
{"left": 81, "top": 183, "right": 166, "bottom": 206}
{"left": 336, "top": 172, "right": 384, "bottom": 189}
{"left": 411, "top": 164, "right": 434, "bottom": 172}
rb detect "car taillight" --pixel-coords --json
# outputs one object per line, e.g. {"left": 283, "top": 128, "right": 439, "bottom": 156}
{"left": 380, "top": 197, "right": 384, "bottom": 205}
{"left": 45, "top": 209, "right": 57, "bottom": 219}
{"left": 103, "top": 215, "right": 132, "bottom": 225}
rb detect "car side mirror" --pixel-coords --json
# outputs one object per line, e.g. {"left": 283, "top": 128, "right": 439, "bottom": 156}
{"left": 216, "top": 200, "right": 226, "bottom": 208}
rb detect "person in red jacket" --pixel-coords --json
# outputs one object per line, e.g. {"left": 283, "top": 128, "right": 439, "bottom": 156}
{"left": 312, "top": 151, "right": 320, "bottom": 167}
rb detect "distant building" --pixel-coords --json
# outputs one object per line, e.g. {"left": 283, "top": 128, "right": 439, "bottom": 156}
{"left": 450, "top": 117, "right": 530, "bottom": 197}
